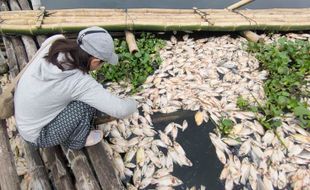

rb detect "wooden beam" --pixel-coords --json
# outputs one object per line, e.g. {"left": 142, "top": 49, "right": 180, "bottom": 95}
{"left": 23, "top": 142, "right": 52, "bottom": 190}
{"left": 40, "top": 146, "right": 75, "bottom": 190}
{"left": 0, "top": 120, "right": 20, "bottom": 190}
{"left": 86, "top": 142, "right": 125, "bottom": 190}
{"left": 61, "top": 147, "right": 101, "bottom": 190}
{"left": 2, "top": 36, "right": 19, "bottom": 78}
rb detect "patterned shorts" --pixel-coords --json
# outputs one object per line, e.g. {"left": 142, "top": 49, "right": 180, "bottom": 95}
{"left": 34, "top": 101, "right": 96, "bottom": 150}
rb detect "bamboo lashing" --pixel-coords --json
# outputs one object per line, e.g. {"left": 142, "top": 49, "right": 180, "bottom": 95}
{"left": 0, "top": 8, "right": 309, "bottom": 35}
{"left": 226, "top": 0, "right": 264, "bottom": 43}
{"left": 36, "top": 6, "right": 46, "bottom": 28}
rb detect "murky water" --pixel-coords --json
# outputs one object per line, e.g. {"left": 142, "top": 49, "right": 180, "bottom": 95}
{"left": 152, "top": 110, "right": 223, "bottom": 189}
{"left": 42, "top": 0, "right": 310, "bottom": 9}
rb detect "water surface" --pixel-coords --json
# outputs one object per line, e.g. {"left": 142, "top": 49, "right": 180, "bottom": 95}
{"left": 42, "top": 0, "right": 310, "bottom": 9}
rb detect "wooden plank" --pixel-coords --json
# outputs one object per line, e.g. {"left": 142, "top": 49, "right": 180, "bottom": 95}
{"left": 0, "top": 120, "right": 20, "bottom": 190}
{"left": 40, "top": 146, "right": 75, "bottom": 190}
{"left": 86, "top": 142, "right": 125, "bottom": 190}
{"left": 61, "top": 147, "right": 101, "bottom": 190}
{"left": 10, "top": 37, "right": 28, "bottom": 70}
{"left": 23, "top": 142, "right": 52, "bottom": 190}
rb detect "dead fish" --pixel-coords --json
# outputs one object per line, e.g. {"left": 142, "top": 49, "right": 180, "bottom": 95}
{"left": 195, "top": 111, "right": 204, "bottom": 126}
{"left": 182, "top": 120, "right": 188, "bottom": 131}
{"left": 215, "top": 147, "right": 226, "bottom": 164}
{"left": 173, "top": 141, "right": 186, "bottom": 156}
{"left": 143, "top": 163, "right": 155, "bottom": 178}
{"left": 124, "top": 168, "right": 133, "bottom": 177}
{"left": 154, "top": 168, "right": 171, "bottom": 179}
{"left": 133, "top": 167, "right": 142, "bottom": 187}
{"left": 159, "top": 130, "right": 173, "bottom": 146}
{"left": 262, "top": 130, "right": 275, "bottom": 145}
{"left": 263, "top": 175, "right": 274, "bottom": 190}
{"left": 126, "top": 183, "right": 138, "bottom": 190}
{"left": 145, "top": 149, "right": 162, "bottom": 168}
{"left": 240, "top": 158, "right": 250, "bottom": 185}
{"left": 113, "top": 152, "right": 125, "bottom": 179}
{"left": 152, "top": 175, "right": 183, "bottom": 187}
{"left": 124, "top": 146, "right": 138, "bottom": 163}
{"left": 136, "top": 147, "right": 145, "bottom": 167}
{"left": 239, "top": 139, "right": 251, "bottom": 156}
{"left": 140, "top": 177, "right": 153, "bottom": 189}
{"left": 209, "top": 133, "right": 229, "bottom": 152}
{"left": 220, "top": 165, "right": 229, "bottom": 180}
{"left": 222, "top": 138, "right": 241, "bottom": 146}
{"left": 291, "top": 134, "right": 310, "bottom": 144}
{"left": 152, "top": 139, "right": 168, "bottom": 148}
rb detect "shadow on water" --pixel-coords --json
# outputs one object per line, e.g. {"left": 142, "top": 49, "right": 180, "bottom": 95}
{"left": 151, "top": 110, "right": 224, "bottom": 190}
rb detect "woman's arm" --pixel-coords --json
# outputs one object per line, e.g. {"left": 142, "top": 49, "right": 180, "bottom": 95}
{"left": 71, "top": 74, "right": 138, "bottom": 119}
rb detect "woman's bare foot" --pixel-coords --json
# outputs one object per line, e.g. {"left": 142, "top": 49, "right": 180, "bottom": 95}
{"left": 85, "top": 130, "right": 103, "bottom": 147}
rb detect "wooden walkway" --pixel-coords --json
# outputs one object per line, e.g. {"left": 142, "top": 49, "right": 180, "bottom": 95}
{"left": 0, "top": 8, "right": 309, "bottom": 34}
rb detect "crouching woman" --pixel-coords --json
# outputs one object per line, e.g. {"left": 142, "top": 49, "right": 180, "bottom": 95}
{"left": 14, "top": 26, "right": 138, "bottom": 150}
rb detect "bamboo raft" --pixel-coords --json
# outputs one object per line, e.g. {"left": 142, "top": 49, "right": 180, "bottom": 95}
{"left": 0, "top": 8, "right": 309, "bottom": 35}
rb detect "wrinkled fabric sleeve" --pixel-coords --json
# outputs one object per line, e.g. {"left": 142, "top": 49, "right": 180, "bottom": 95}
{"left": 41, "top": 34, "right": 65, "bottom": 47}
{"left": 71, "top": 74, "right": 138, "bottom": 119}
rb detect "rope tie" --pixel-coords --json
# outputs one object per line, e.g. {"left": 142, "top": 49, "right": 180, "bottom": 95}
{"left": 193, "top": 7, "right": 214, "bottom": 25}
{"left": 124, "top": 8, "right": 135, "bottom": 30}
{"left": 228, "top": 9, "right": 258, "bottom": 26}
{"left": 36, "top": 6, "right": 46, "bottom": 29}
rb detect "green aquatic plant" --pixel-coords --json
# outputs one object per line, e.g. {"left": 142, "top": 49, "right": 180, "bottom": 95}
{"left": 218, "top": 117, "right": 234, "bottom": 136}
{"left": 92, "top": 33, "right": 165, "bottom": 92}
{"left": 242, "top": 37, "right": 310, "bottom": 129}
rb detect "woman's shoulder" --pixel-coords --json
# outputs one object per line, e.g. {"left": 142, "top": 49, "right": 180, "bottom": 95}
{"left": 41, "top": 34, "right": 66, "bottom": 47}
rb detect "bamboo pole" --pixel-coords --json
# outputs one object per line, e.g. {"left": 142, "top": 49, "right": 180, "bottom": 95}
{"left": 125, "top": 31, "right": 139, "bottom": 53}
{"left": 40, "top": 147, "right": 75, "bottom": 190}
{"left": 241, "top": 30, "right": 264, "bottom": 43}
{"left": 61, "top": 147, "right": 101, "bottom": 190}
{"left": 0, "top": 120, "right": 20, "bottom": 190}
{"left": 225, "top": 0, "right": 264, "bottom": 43}
{"left": 0, "top": 8, "right": 309, "bottom": 34}
{"left": 227, "top": 0, "right": 254, "bottom": 10}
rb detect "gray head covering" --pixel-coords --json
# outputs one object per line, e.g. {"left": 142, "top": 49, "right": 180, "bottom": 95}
{"left": 77, "top": 26, "right": 118, "bottom": 65}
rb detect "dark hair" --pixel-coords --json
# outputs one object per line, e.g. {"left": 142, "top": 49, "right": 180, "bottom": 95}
{"left": 44, "top": 38, "right": 92, "bottom": 73}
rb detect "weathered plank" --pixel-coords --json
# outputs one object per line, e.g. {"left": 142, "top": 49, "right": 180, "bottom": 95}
{"left": 87, "top": 142, "right": 125, "bottom": 190}
{"left": 61, "top": 147, "right": 101, "bottom": 190}
{"left": 40, "top": 146, "right": 75, "bottom": 190}
{"left": 0, "top": 120, "right": 20, "bottom": 190}
{"left": 2, "top": 36, "right": 19, "bottom": 78}
{"left": 23, "top": 142, "right": 52, "bottom": 190}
